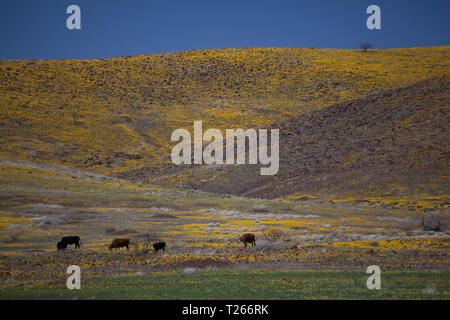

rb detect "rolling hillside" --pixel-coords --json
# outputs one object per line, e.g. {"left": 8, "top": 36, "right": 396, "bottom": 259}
{"left": 156, "top": 75, "right": 449, "bottom": 211}
{"left": 1, "top": 46, "right": 449, "bottom": 209}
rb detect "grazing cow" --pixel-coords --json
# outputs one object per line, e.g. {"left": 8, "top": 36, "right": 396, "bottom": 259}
{"left": 153, "top": 241, "right": 166, "bottom": 253}
{"left": 57, "top": 236, "right": 81, "bottom": 250}
{"left": 109, "top": 238, "right": 130, "bottom": 250}
{"left": 239, "top": 233, "right": 256, "bottom": 247}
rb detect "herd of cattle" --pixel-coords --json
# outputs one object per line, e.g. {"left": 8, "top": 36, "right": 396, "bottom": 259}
{"left": 56, "top": 233, "right": 256, "bottom": 251}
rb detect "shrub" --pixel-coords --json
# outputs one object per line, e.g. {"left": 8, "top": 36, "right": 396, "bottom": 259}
{"left": 105, "top": 227, "right": 116, "bottom": 234}
{"left": 421, "top": 214, "right": 443, "bottom": 232}
{"left": 4, "top": 232, "right": 22, "bottom": 243}
{"left": 135, "top": 233, "right": 161, "bottom": 249}
{"left": 359, "top": 43, "right": 372, "bottom": 52}
{"left": 261, "top": 227, "right": 284, "bottom": 242}
{"left": 71, "top": 106, "right": 81, "bottom": 125}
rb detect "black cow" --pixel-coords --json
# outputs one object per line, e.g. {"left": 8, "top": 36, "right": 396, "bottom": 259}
{"left": 153, "top": 241, "right": 166, "bottom": 253}
{"left": 57, "top": 236, "right": 81, "bottom": 250}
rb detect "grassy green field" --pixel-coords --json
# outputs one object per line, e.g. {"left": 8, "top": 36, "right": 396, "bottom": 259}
{"left": 1, "top": 269, "right": 448, "bottom": 300}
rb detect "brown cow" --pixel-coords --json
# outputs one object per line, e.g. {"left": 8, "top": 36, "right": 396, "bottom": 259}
{"left": 239, "top": 233, "right": 256, "bottom": 247}
{"left": 109, "top": 238, "right": 130, "bottom": 250}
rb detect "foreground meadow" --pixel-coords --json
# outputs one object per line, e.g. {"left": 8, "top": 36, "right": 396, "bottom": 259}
{"left": 1, "top": 269, "right": 448, "bottom": 300}
{"left": 0, "top": 162, "right": 448, "bottom": 299}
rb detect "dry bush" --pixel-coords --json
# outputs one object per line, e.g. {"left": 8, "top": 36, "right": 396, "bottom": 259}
{"left": 421, "top": 214, "right": 443, "bottom": 232}
{"left": 261, "top": 227, "right": 285, "bottom": 242}
{"left": 4, "top": 232, "right": 22, "bottom": 243}
{"left": 400, "top": 221, "right": 417, "bottom": 236}
{"left": 71, "top": 106, "right": 81, "bottom": 125}
{"left": 134, "top": 232, "right": 161, "bottom": 249}
{"left": 359, "top": 42, "right": 372, "bottom": 52}
{"left": 105, "top": 227, "right": 116, "bottom": 234}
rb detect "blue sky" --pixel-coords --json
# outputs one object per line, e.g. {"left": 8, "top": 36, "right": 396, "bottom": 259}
{"left": 0, "top": 0, "right": 449, "bottom": 59}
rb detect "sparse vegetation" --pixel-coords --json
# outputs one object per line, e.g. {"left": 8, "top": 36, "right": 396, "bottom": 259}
{"left": 105, "top": 227, "right": 116, "bottom": 234}
{"left": 261, "top": 227, "right": 285, "bottom": 242}
{"left": 135, "top": 233, "right": 161, "bottom": 249}
{"left": 360, "top": 42, "right": 372, "bottom": 52}
{"left": 421, "top": 214, "right": 443, "bottom": 232}
{"left": 5, "top": 233, "right": 22, "bottom": 244}
{"left": 71, "top": 106, "right": 81, "bottom": 125}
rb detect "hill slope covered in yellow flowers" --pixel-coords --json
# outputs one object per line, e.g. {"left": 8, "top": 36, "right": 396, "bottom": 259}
{"left": 156, "top": 74, "right": 449, "bottom": 211}
{"left": 1, "top": 46, "right": 449, "bottom": 209}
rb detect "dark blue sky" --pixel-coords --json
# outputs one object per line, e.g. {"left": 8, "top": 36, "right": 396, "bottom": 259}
{"left": 1, "top": 0, "right": 449, "bottom": 60}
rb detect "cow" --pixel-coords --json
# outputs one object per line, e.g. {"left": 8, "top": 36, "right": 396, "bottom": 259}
{"left": 239, "top": 233, "right": 256, "bottom": 247}
{"left": 57, "top": 236, "right": 81, "bottom": 250}
{"left": 153, "top": 241, "right": 166, "bottom": 253}
{"left": 109, "top": 238, "right": 130, "bottom": 250}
